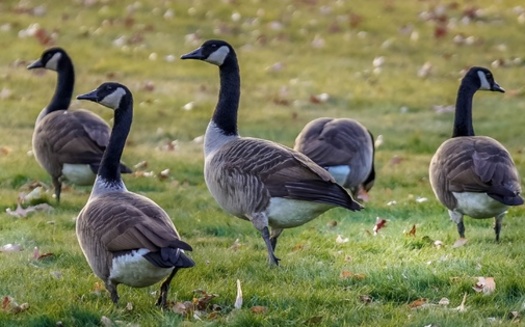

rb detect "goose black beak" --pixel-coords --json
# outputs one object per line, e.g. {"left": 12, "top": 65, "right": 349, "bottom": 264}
{"left": 492, "top": 83, "right": 505, "bottom": 93}
{"left": 76, "top": 89, "right": 99, "bottom": 102}
{"left": 27, "top": 59, "right": 43, "bottom": 70}
{"left": 180, "top": 47, "right": 205, "bottom": 60}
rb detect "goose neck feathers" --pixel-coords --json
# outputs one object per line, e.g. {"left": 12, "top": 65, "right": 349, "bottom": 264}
{"left": 452, "top": 67, "right": 504, "bottom": 138}
{"left": 77, "top": 83, "right": 132, "bottom": 191}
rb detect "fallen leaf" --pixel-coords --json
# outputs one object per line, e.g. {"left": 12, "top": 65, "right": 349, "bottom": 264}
{"left": 389, "top": 155, "right": 404, "bottom": 166}
{"left": 374, "top": 134, "right": 384, "bottom": 148}
{"left": 340, "top": 271, "right": 366, "bottom": 280}
{"left": 250, "top": 306, "right": 267, "bottom": 314}
{"left": 32, "top": 247, "right": 54, "bottom": 260}
{"left": 409, "top": 298, "right": 427, "bottom": 309}
{"left": 134, "top": 161, "right": 148, "bottom": 169}
{"left": 454, "top": 293, "right": 468, "bottom": 312}
{"left": 473, "top": 277, "right": 496, "bottom": 295}
{"left": 326, "top": 220, "right": 337, "bottom": 227}
{"left": 234, "top": 279, "right": 242, "bottom": 309}
{"left": 6, "top": 203, "right": 53, "bottom": 218}
{"left": 1, "top": 296, "right": 29, "bottom": 314}
{"left": 356, "top": 185, "right": 370, "bottom": 202}
{"left": 158, "top": 168, "right": 170, "bottom": 180}
{"left": 192, "top": 289, "right": 218, "bottom": 311}
{"left": 452, "top": 238, "right": 468, "bottom": 248}
{"left": 100, "top": 316, "right": 113, "bottom": 327}
{"left": 373, "top": 218, "right": 387, "bottom": 235}
{"left": 407, "top": 224, "right": 416, "bottom": 237}
{"left": 359, "top": 294, "right": 373, "bottom": 304}
{"left": 171, "top": 301, "right": 193, "bottom": 316}
{"left": 229, "top": 238, "right": 242, "bottom": 251}
{"left": 433, "top": 240, "right": 444, "bottom": 248}
{"left": 0, "top": 244, "right": 22, "bottom": 253}
{"left": 336, "top": 235, "right": 349, "bottom": 244}
{"left": 438, "top": 298, "right": 450, "bottom": 306}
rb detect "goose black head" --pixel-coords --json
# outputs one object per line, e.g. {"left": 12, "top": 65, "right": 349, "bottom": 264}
{"left": 77, "top": 82, "right": 131, "bottom": 110}
{"left": 180, "top": 39, "right": 235, "bottom": 66}
{"left": 27, "top": 47, "right": 69, "bottom": 72}
{"left": 465, "top": 66, "right": 505, "bottom": 93}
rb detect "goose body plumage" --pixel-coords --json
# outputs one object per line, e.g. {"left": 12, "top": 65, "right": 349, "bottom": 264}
{"left": 76, "top": 83, "right": 194, "bottom": 307}
{"left": 294, "top": 117, "right": 376, "bottom": 200}
{"left": 27, "top": 48, "right": 131, "bottom": 202}
{"left": 429, "top": 67, "right": 523, "bottom": 241}
{"left": 181, "top": 40, "right": 362, "bottom": 266}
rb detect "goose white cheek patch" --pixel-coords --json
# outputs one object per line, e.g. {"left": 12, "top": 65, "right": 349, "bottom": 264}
{"left": 207, "top": 46, "right": 230, "bottom": 66}
{"left": 46, "top": 52, "right": 62, "bottom": 71}
{"left": 100, "top": 87, "right": 126, "bottom": 109}
{"left": 477, "top": 70, "right": 491, "bottom": 90}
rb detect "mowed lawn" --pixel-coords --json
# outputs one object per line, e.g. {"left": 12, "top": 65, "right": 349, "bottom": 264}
{"left": 1, "top": 0, "right": 525, "bottom": 326}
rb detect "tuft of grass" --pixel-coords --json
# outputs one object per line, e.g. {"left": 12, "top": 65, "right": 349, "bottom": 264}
{"left": 1, "top": 0, "right": 525, "bottom": 326}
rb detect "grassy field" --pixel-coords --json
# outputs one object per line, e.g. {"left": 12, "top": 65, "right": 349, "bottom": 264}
{"left": 1, "top": 0, "right": 525, "bottom": 326}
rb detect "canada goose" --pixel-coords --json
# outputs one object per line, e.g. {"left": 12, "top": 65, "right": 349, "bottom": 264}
{"left": 429, "top": 67, "right": 523, "bottom": 242}
{"left": 294, "top": 117, "right": 376, "bottom": 201}
{"left": 76, "top": 82, "right": 194, "bottom": 307}
{"left": 27, "top": 47, "right": 132, "bottom": 202}
{"left": 181, "top": 40, "right": 362, "bottom": 266}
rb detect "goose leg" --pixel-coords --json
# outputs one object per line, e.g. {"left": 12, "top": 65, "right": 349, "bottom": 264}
{"left": 494, "top": 213, "right": 505, "bottom": 242}
{"left": 52, "top": 176, "right": 62, "bottom": 203}
{"left": 248, "top": 213, "right": 280, "bottom": 266}
{"left": 448, "top": 210, "right": 465, "bottom": 238}
{"left": 156, "top": 267, "right": 179, "bottom": 308}
{"left": 270, "top": 228, "right": 283, "bottom": 251}
{"left": 105, "top": 280, "right": 119, "bottom": 304}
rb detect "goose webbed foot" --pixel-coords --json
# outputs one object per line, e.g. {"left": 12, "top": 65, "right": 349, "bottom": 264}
{"left": 156, "top": 268, "right": 179, "bottom": 308}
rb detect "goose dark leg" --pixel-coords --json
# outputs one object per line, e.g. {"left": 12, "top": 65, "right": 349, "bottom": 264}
{"left": 449, "top": 210, "right": 465, "bottom": 239}
{"left": 270, "top": 228, "right": 283, "bottom": 251}
{"left": 105, "top": 281, "right": 119, "bottom": 304}
{"left": 249, "top": 213, "right": 280, "bottom": 266}
{"left": 494, "top": 213, "right": 505, "bottom": 242}
{"left": 156, "top": 268, "right": 179, "bottom": 308}
{"left": 456, "top": 220, "right": 465, "bottom": 239}
{"left": 262, "top": 227, "right": 280, "bottom": 266}
{"left": 52, "top": 177, "right": 61, "bottom": 203}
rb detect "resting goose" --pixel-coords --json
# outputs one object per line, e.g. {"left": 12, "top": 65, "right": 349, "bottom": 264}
{"left": 27, "top": 47, "right": 131, "bottom": 202}
{"left": 181, "top": 40, "right": 362, "bottom": 266}
{"left": 294, "top": 117, "right": 376, "bottom": 201}
{"left": 429, "top": 67, "right": 523, "bottom": 242}
{"left": 76, "top": 82, "right": 194, "bottom": 307}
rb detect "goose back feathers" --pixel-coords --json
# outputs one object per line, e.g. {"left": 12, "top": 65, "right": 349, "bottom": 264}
{"left": 27, "top": 47, "right": 131, "bottom": 202}
{"left": 294, "top": 117, "right": 376, "bottom": 200}
{"left": 181, "top": 40, "right": 362, "bottom": 266}
{"left": 76, "top": 83, "right": 194, "bottom": 307}
{"left": 429, "top": 67, "right": 523, "bottom": 241}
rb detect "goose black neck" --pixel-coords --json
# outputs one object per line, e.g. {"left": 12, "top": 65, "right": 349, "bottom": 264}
{"left": 213, "top": 56, "right": 240, "bottom": 136}
{"left": 97, "top": 96, "right": 133, "bottom": 182}
{"left": 452, "top": 81, "right": 477, "bottom": 137}
{"left": 47, "top": 58, "right": 74, "bottom": 113}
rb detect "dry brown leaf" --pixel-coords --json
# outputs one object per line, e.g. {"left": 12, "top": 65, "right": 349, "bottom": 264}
{"left": 229, "top": 238, "right": 242, "bottom": 251}
{"left": 373, "top": 217, "right": 387, "bottom": 235}
{"left": 453, "top": 238, "right": 468, "bottom": 248}
{"left": 359, "top": 294, "right": 373, "bottom": 304}
{"left": 389, "top": 155, "right": 404, "bottom": 166}
{"left": 0, "top": 146, "right": 11, "bottom": 155}
{"left": 171, "top": 301, "right": 193, "bottom": 316}
{"left": 326, "top": 220, "right": 337, "bottom": 228}
{"left": 409, "top": 298, "right": 428, "bottom": 309}
{"left": 1, "top": 296, "right": 29, "bottom": 314}
{"left": 407, "top": 224, "right": 416, "bottom": 237}
{"left": 158, "top": 169, "right": 170, "bottom": 180}
{"left": 32, "top": 247, "right": 54, "bottom": 260}
{"left": 438, "top": 298, "right": 450, "bottom": 306}
{"left": 134, "top": 161, "right": 148, "bottom": 169}
{"left": 473, "top": 277, "right": 496, "bottom": 295}
{"left": 100, "top": 316, "right": 113, "bottom": 327}
{"left": 356, "top": 185, "right": 370, "bottom": 202}
{"left": 6, "top": 203, "right": 53, "bottom": 218}
{"left": 250, "top": 306, "right": 268, "bottom": 314}
{"left": 193, "top": 290, "right": 218, "bottom": 311}
{"left": 340, "top": 271, "right": 366, "bottom": 280}
{"left": 336, "top": 235, "right": 349, "bottom": 244}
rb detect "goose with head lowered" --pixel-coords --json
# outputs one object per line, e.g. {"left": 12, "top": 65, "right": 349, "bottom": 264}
{"left": 181, "top": 40, "right": 363, "bottom": 266}
{"left": 27, "top": 47, "right": 132, "bottom": 202}
{"left": 294, "top": 117, "right": 376, "bottom": 202}
{"left": 429, "top": 67, "right": 523, "bottom": 243}
{"left": 76, "top": 82, "right": 194, "bottom": 307}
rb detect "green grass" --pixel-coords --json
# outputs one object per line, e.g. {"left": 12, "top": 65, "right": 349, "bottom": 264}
{"left": 1, "top": 0, "right": 525, "bottom": 325}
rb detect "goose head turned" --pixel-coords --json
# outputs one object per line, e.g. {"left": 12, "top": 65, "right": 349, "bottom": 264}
{"left": 429, "top": 66, "right": 522, "bottom": 244}
{"left": 181, "top": 40, "right": 362, "bottom": 266}
{"left": 76, "top": 82, "right": 194, "bottom": 307}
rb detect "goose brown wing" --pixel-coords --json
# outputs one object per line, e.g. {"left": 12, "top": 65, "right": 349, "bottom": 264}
{"left": 81, "top": 193, "right": 192, "bottom": 253}
{"left": 217, "top": 138, "right": 362, "bottom": 211}
{"left": 295, "top": 118, "right": 371, "bottom": 167}
{"left": 442, "top": 137, "right": 522, "bottom": 205}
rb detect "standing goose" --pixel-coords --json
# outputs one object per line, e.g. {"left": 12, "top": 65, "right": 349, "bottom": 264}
{"left": 76, "top": 82, "right": 194, "bottom": 307}
{"left": 27, "top": 47, "right": 132, "bottom": 202}
{"left": 294, "top": 117, "right": 376, "bottom": 201}
{"left": 429, "top": 67, "right": 523, "bottom": 242}
{"left": 181, "top": 40, "right": 362, "bottom": 266}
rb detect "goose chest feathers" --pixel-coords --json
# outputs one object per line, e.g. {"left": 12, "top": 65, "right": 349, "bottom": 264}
{"left": 27, "top": 47, "right": 132, "bottom": 202}
{"left": 429, "top": 67, "right": 523, "bottom": 242}
{"left": 181, "top": 39, "right": 362, "bottom": 266}
{"left": 76, "top": 83, "right": 194, "bottom": 307}
{"left": 294, "top": 117, "right": 376, "bottom": 201}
